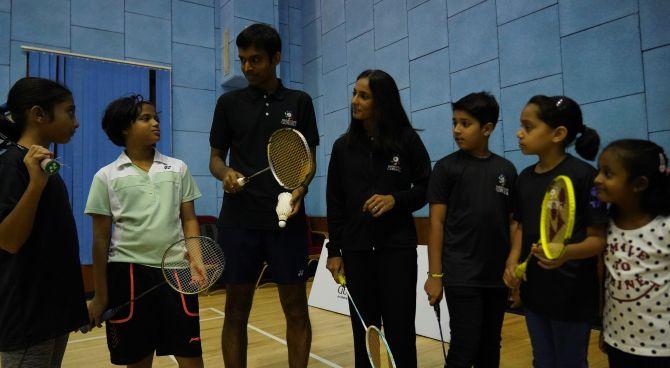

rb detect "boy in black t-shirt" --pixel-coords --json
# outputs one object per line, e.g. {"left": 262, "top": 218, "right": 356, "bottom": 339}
{"left": 425, "top": 92, "right": 517, "bottom": 367}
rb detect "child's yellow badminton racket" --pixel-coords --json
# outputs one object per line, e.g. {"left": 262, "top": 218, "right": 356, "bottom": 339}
{"left": 515, "top": 175, "right": 576, "bottom": 278}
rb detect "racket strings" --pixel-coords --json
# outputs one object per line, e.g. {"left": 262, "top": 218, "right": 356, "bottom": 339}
{"left": 162, "top": 236, "right": 225, "bottom": 294}
{"left": 366, "top": 328, "right": 394, "bottom": 368}
{"left": 542, "top": 178, "right": 574, "bottom": 258}
{"left": 268, "top": 129, "right": 311, "bottom": 189}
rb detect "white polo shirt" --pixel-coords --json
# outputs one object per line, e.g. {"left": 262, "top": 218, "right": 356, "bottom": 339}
{"left": 85, "top": 150, "right": 201, "bottom": 267}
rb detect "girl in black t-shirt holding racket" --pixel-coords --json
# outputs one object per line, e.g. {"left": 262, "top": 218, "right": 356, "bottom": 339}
{"left": 503, "top": 95, "right": 608, "bottom": 368}
{"left": 0, "top": 77, "right": 87, "bottom": 367}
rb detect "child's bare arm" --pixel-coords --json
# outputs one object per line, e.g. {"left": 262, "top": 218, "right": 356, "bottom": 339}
{"left": 88, "top": 214, "right": 112, "bottom": 326}
{"left": 179, "top": 200, "right": 200, "bottom": 238}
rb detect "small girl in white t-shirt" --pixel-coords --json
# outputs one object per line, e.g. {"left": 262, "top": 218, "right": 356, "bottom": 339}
{"left": 594, "top": 139, "right": 670, "bottom": 368}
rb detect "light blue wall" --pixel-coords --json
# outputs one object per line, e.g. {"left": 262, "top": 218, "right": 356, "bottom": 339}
{"left": 2, "top": 1, "right": 669, "bottom": 219}
{"left": 0, "top": 0, "right": 220, "bottom": 217}
{"left": 301, "top": 0, "right": 670, "bottom": 217}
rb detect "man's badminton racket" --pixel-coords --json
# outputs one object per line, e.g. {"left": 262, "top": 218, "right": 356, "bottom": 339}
{"left": 236, "top": 128, "right": 312, "bottom": 190}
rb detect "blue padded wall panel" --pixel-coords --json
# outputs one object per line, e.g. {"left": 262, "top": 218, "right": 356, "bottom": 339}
{"left": 498, "top": 5, "right": 560, "bottom": 87}
{"left": 374, "top": 0, "right": 408, "bottom": 50}
{"left": 322, "top": 0, "right": 345, "bottom": 34}
{"left": 410, "top": 47, "right": 451, "bottom": 111}
{"left": 562, "top": 15, "right": 643, "bottom": 104}
{"left": 71, "top": 27, "right": 124, "bottom": 60}
{"left": 408, "top": 0, "right": 448, "bottom": 60}
{"left": 643, "top": 46, "right": 670, "bottom": 132}
{"left": 411, "top": 104, "right": 454, "bottom": 161}
{"left": 346, "top": 31, "right": 375, "bottom": 84}
{"left": 559, "top": 0, "right": 637, "bottom": 36}
{"left": 640, "top": 0, "right": 670, "bottom": 50}
{"left": 448, "top": 0, "right": 497, "bottom": 72}
{"left": 346, "top": 0, "right": 374, "bottom": 41}
{"left": 375, "top": 38, "right": 410, "bottom": 90}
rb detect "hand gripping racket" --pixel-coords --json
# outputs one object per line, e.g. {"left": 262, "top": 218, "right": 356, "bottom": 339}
{"left": 337, "top": 275, "right": 397, "bottom": 368}
{"left": 515, "top": 175, "right": 576, "bottom": 278}
{"left": 0, "top": 131, "right": 61, "bottom": 175}
{"left": 236, "top": 128, "right": 313, "bottom": 190}
{"left": 80, "top": 236, "right": 224, "bottom": 333}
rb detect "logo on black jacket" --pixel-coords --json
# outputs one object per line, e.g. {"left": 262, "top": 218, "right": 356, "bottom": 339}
{"left": 280, "top": 110, "right": 297, "bottom": 127}
{"left": 387, "top": 155, "right": 402, "bottom": 172}
{"left": 495, "top": 174, "right": 509, "bottom": 196}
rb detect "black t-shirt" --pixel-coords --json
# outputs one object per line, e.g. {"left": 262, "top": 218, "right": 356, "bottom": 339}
{"left": 426, "top": 150, "right": 517, "bottom": 287}
{"left": 0, "top": 145, "right": 88, "bottom": 351}
{"left": 209, "top": 80, "right": 319, "bottom": 230}
{"left": 514, "top": 154, "right": 608, "bottom": 322}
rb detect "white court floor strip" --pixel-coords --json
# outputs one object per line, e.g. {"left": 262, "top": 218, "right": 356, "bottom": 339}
{"left": 207, "top": 307, "right": 342, "bottom": 368}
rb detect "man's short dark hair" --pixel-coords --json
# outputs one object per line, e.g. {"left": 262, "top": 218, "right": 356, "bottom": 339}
{"left": 452, "top": 91, "right": 499, "bottom": 126}
{"left": 236, "top": 23, "right": 281, "bottom": 58}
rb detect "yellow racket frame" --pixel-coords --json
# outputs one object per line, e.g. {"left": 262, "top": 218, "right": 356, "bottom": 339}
{"left": 539, "top": 175, "right": 575, "bottom": 259}
{"left": 514, "top": 175, "right": 575, "bottom": 279}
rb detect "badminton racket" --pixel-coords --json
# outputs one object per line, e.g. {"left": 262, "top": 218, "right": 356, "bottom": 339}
{"left": 80, "top": 236, "right": 224, "bottom": 333}
{"left": 515, "top": 175, "right": 576, "bottom": 278}
{"left": 337, "top": 274, "right": 396, "bottom": 368}
{"left": 236, "top": 128, "right": 312, "bottom": 190}
{"left": 433, "top": 304, "right": 448, "bottom": 366}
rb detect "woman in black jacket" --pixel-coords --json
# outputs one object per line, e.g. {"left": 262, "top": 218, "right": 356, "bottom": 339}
{"left": 325, "top": 69, "right": 431, "bottom": 368}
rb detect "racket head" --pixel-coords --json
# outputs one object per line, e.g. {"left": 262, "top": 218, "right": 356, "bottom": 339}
{"left": 161, "top": 236, "right": 225, "bottom": 294}
{"left": 266, "top": 128, "right": 313, "bottom": 190}
{"left": 539, "top": 175, "right": 576, "bottom": 259}
{"left": 365, "top": 326, "right": 396, "bottom": 368}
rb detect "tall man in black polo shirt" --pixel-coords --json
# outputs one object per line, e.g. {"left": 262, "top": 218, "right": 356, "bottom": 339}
{"left": 209, "top": 24, "right": 318, "bottom": 367}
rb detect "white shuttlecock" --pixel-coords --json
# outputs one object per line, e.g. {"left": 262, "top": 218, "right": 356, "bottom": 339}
{"left": 276, "top": 192, "right": 293, "bottom": 228}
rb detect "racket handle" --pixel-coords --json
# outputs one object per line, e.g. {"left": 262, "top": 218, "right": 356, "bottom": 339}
{"left": 337, "top": 274, "right": 346, "bottom": 286}
{"left": 514, "top": 252, "right": 533, "bottom": 279}
{"left": 78, "top": 308, "right": 117, "bottom": 333}
{"left": 236, "top": 177, "right": 248, "bottom": 187}
{"left": 40, "top": 158, "right": 60, "bottom": 175}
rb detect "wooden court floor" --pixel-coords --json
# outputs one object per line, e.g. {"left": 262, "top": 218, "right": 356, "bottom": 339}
{"left": 62, "top": 282, "right": 608, "bottom": 367}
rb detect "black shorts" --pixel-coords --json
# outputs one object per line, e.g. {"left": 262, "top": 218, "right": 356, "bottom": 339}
{"left": 105, "top": 263, "right": 202, "bottom": 365}
{"left": 219, "top": 225, "right": 308, "bottom": 284}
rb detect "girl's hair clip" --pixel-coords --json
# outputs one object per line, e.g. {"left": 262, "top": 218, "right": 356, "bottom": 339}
{"left": 555, "top": 97, "right": 565, "bottom": 108}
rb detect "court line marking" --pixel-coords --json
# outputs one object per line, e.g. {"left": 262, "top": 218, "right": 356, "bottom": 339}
{"left": 68, "top": 308, "right": 341, "bottom": 368}
{"left": 208, "top": 307, "right": 342, "bottom": 368}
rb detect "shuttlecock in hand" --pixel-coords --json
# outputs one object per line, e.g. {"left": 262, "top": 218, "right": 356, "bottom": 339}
{"left": 276, "top": 192, "right": 293, "bottom": 228}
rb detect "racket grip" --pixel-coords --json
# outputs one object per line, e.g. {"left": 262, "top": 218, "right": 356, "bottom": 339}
{"left": 40, "top": 158, "right": 60, "bottom": 175}
{"left": 78, "top": 308, "right": 116, "bottom": 333}
{"left": 337, "top": 274, "right": 346, "bottom": 286}
{"left": 236, "top": 177, "right": 247, "bottom": 187}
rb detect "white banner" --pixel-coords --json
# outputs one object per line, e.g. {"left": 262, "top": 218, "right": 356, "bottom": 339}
{"left": 308, "top": 240, "right": 450, "bottom": 342}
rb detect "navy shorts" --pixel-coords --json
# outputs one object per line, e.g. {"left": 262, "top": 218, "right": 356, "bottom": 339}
{"left": 105, "top": 263, "right": 202, "bottom": 365}
{"left": 218, "top": 225, "right": 309, "bottom": 284}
